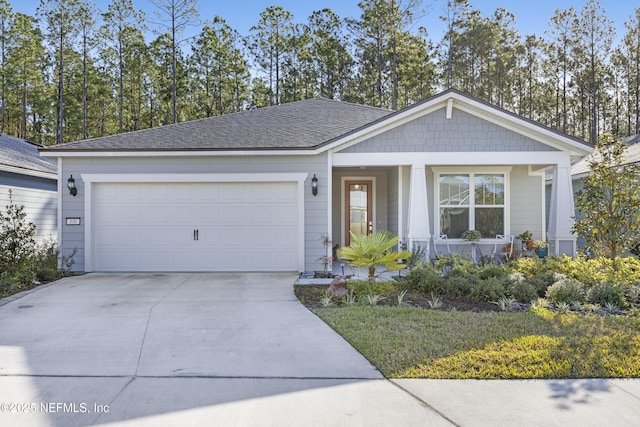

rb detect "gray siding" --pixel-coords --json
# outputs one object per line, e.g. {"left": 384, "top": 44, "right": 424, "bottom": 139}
{"left": 339, "top": 108, "right": 559, "bottom": 153}
{"left": 0, "top": 172, "right": 57, "bottom": 242}
{"left": 331, "top": 168, "right": 391, "bottom": 248}
{"left": 61, "top": 155, "right": 328, "bottom": 272}
{"left": 510, "top": 167, "right": 544, "bottom": 242}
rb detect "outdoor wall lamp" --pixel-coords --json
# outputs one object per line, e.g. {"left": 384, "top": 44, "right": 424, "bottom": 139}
{"left": 311, "top": 174, "right": 318, "bottom": 196}
{"left": 67, "top": 175, "right": 77, "bottom": 197}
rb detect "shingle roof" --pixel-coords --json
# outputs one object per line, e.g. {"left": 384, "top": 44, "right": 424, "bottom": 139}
{"left": 0, "top": 134, "right": 57, "bottom": 176}
{"left": 570, "top": 134, "right": 640, "bottom": 178}
{"left": 41, "top": 98, "right": 393, "bottom": 152}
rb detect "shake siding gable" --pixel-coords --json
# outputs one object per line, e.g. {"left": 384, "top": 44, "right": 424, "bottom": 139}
{"left": 337, "top": 108, "right": 559, "bottom": 154}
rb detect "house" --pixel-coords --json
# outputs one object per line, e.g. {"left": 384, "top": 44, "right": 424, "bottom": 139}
{"left": 563, "top": 133, "right": 640, "bottom": 250}
{"left": 0, "top": 134, "right": 57, "bottom": 242}
{"left": 40, "top": 89, "right": 592, "bottom": 273}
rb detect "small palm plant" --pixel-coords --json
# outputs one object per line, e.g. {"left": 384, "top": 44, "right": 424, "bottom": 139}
{"left": 337, "top": 230, "right": 411, "bottom": 284}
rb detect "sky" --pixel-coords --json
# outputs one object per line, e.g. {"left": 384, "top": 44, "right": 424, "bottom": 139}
{"left": 11, "top": 0, "right": 635, "bottom": 44}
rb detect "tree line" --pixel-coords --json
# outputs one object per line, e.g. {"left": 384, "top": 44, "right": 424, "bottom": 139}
{"left": 0, "top": 0, "right": 638, "bottom": 146}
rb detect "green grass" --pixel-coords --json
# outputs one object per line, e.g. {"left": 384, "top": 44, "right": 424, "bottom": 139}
{"left": 314, "top": 306, "right": 640, "bottom": 379}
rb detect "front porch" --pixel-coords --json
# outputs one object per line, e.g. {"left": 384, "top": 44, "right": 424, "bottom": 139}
{"left": 330, "top": 160, "right": 577, "bottom": 260}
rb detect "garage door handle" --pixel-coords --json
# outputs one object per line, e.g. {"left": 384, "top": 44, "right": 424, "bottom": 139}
{"left": 196, "top": 229, "right": 199, "bottom": 241}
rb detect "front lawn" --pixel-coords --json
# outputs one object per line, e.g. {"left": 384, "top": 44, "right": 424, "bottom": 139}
{"left": 313, "top": 305, "right": 640, "bottom": 379}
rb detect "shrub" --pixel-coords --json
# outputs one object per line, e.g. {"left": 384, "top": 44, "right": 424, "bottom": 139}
{"left": 401, "top": 263, "right": 442, "bottom": 293}
{"left": 625, "top": 284, "right": 640, "bottom": 307}
{"left": 587, "top": 281, "right": 626, "bottom": 307}
{"left": 0, "top": 190, "right": 36, "bottom": 277}
{"left": 478, "top": 264, "right": 506, "bottom": 280}
{"left": 524, "top": 272, "right": 558, "bottom": 297}
{"left": 470, "top": 277, "right": 507, "bottom": 302}
{"left": 545, "top": 278, "right": 587, "bottom": 304}
{"left": 508, "top": 280, "right": 538, "bottom": 303}
{"left": 442, "top": 275, "right": 474, "bottom": 297}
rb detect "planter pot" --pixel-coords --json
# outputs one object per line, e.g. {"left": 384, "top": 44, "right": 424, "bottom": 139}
{"left": 536, "top": 247, "right": 548, "bottom": 259}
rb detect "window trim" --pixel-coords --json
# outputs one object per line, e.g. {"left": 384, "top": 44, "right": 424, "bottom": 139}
{"left": 433, "top": 166, "right": 512, "bottom": 237}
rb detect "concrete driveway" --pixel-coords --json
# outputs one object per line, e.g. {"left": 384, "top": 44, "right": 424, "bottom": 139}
{"left": 0, "top": 273, "right": 451, "bottom": 426}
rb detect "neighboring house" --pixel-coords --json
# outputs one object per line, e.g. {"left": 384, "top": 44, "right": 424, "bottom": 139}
{"left": 563, "top": 133, "right": 640, "bottom": 250}
{"left": 0, "top": 134, "right": 58, "bottom": 242}
{"left": 40, "top": 89, "right": 592, "bottom": 273}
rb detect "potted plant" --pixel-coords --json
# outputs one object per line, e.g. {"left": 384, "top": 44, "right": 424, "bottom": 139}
{"left": 516, "top": 231, "right": 534, "bottom": 251}
{"left": 533, "top": 240, "right": 548, "bottom": 258}
{"left": 461, "top": 229, "right": 482, "bottom": 241}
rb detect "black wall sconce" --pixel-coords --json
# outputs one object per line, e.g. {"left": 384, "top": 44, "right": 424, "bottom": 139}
{"left": 311, "top": 174, "right": 318, "bottom": 196}
{"left": 67, "top": 175, "right": 77, "bottom": 197}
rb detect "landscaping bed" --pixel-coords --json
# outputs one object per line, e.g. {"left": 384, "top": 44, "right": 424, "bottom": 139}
{"left": 295, "top": 254, "right": 640, "bottom": 379}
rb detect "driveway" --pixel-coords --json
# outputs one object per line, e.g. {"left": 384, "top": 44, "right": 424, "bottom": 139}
{"left": 0, "top": 273, "right": 450, "bottom": 426}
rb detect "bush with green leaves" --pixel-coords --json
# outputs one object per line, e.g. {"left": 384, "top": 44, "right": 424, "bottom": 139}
{"left": 507, "top": 273, "right": 538, "bottom": 303}
{"left": 470, "top": 277, "right": 507, "bottom": 302}
{"left": 587, "top": 281, "right": 626, "bottom": 307}
{"left": 442, "top": 275, "right": 474, "bottom": 298}
{"left": 545, "top": 278, "right": 587, "bottom": 304}
{"left": 399, "top": 263, "right": 445, "bottom": 294}
{"left": 0, "top": 190, "right": 36, "bottom": 277}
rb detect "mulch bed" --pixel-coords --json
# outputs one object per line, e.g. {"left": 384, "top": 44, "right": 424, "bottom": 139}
{"left": 294, "top": 284, "right": 503, "bottom": 312}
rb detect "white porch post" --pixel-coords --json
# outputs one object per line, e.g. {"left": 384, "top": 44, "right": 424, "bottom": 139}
{"left": 548, "top": 160, "right": 577, "bottom": 256}
{"left": 407, "top": 164, "right": 430, "bottom": 257}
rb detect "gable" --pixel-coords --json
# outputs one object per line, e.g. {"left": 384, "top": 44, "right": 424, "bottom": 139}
{"left": 337, "top": 107, "right": 559, "bottom": 154}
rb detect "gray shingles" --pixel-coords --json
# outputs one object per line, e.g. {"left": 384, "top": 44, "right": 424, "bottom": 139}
{"left": 41, "top": 99, "right": 393, "bottom": 152}
{"left": 0, "top": 134, "right": 56, "bottom": 175}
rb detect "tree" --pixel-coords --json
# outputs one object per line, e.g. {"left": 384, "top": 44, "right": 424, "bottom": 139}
{"left": 573, "top": 134, "right": 640, "bottom": 260}
{"left": 306, "top": 8, "right": 353, "bottom": 100}
{"left": 337, "top": 230, "right": 411, "bottom": 283}
{"left": 149, "top": 0, "right": 199, "bottom": 124}
{"left": 38, "top": 0, "right": 83, "bottom": 144}
{"left": 100, "top": 0, "right": 145, "bottom": 133}
{"left": 246, "top": 6, "right": 294, "bottom": 106}
{"left": 189, "top": 17, "right": 249, "bottom": 118}
{"left": 0, "top": 0, "right": 13, "bottom": 134}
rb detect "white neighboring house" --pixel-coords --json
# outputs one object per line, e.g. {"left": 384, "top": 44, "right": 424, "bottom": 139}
{"left": 0, "top": 134, "right": 58, "bottom": 242}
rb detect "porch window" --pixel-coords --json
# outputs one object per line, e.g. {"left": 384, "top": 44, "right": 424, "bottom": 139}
{"left": 438, "top": 172, "right": 506, "bottom": 238}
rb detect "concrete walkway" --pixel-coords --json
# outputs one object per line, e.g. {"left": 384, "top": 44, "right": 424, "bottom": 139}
{"left": 0, "top": 273, "right": 638, "bottom": 426}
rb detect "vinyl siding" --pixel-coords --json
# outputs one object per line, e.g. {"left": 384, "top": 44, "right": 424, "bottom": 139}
{"left": 61, "top": 155, "right": 328, "bottom": 272}
{"left": 0, "top": 172, "right": 57, "bottom": 242}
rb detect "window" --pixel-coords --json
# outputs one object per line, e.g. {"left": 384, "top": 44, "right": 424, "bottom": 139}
{"left": 437, "top": 170, "right": 508, "bottom": 238}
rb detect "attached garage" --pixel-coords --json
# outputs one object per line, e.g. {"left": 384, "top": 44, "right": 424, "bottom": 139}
{"left": 83, "top": 174, "right": 306, "bottom": 272}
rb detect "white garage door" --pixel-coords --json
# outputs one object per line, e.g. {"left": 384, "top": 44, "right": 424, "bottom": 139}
{"left": 92, "top": 182, "right": 299, "bottom": 272}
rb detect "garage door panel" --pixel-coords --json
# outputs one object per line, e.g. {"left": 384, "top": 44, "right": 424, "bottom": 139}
{"left": 93, "top": 181, "right": 298, "bottom": 272}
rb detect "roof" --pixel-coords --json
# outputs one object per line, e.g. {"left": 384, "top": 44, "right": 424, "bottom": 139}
{"left": 0, "top": 134, "right": 57, "bottom": 178}
{"left": 39, "top": 89, "right": 593, "bottom": 158}
{"left": 40, "top": 98, "right": 392, "bottom": 152}
{"left": 570, "top": 134, "right": 640, "bottom": 179}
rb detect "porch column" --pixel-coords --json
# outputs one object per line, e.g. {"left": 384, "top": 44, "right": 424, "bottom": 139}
{"left": 407, "top": 164, "right": 431, "bottom": 257}
{"left": 548, "top": 161, "right": 577, "bottom": 256}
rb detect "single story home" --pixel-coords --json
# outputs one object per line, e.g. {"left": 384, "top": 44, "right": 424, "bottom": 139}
{"left": 40, "top": 89, "right": 592, "bottom": 273}
{"left": 1, "top": 134, "right": 57, "bottom": 242}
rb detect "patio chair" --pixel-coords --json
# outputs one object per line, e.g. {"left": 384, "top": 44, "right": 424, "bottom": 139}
{"left": 492, "top": 234, "right": 514, "bottom": 262}
{"left": 432, "top": 234, "right": 452, "bottom": 257}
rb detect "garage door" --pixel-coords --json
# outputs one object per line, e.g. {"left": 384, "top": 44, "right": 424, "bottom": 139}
{"left": 92, "top": 182, "right": 299, "bottom": 272}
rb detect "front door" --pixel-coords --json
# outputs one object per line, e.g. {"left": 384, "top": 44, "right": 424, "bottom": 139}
{"left": 345, "top": 180, "right": 373, "bottom": 246}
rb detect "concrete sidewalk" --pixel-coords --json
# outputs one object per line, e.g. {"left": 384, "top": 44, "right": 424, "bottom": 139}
{"left": 0, "top": 273, "right": 638, "bottom": 426}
